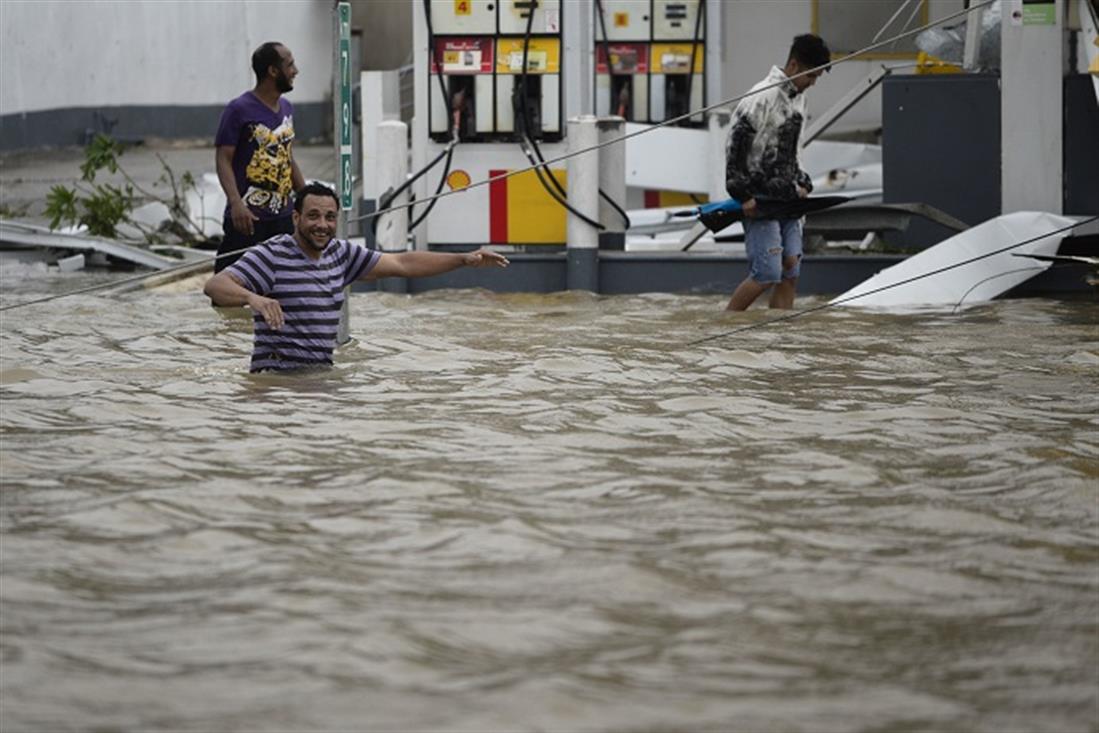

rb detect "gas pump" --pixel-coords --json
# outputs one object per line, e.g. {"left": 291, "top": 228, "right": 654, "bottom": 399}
{"left": 426, "top": 0, "right": 562, "bottom": 143}
{"left": 428, "top": 36, "right": 494, "bottom": 142}
{"left": 594, "top": 0, "right": 706, "bottom": 126}
{"left": 495, "top": 33, "right": 562, "bottom": 140}
{"left": 593, "top": 0, "right": 649, "bottom": 122}
{"left": 409, "top": 1, "right": 716, "bottom": 247}
{"left": 415, "top": 0, "right": 573, "bottom": 248}
{"left": 651, "top": 0, "right": 705, "bottom": 124}
{"left": 596, "top": 44, "right": 648, "bottom": 121}
{"left": 426, "top": 0, "right": 494, "bottom": 142}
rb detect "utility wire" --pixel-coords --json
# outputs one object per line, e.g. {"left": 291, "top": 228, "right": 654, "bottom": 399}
{"left": 873, "top": 0, "right": 915, "bottom": 43}
{"left": 893, "top": 0, "right": 928, "bottom": 52}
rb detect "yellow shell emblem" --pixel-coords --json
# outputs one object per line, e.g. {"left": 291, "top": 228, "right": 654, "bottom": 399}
{"left": 446, "top": 170, "right": 472, "bottom": 191}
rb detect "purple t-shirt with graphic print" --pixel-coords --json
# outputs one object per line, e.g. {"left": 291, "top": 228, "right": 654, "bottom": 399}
{"left": 226, "top": 234, "right": 381, "bottom": 372}
{"left": 215, "top": 91, "right": 296, "bottom": 221}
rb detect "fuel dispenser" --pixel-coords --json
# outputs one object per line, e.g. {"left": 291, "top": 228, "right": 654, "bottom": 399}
{"left": 426, "top": 0, "right": 562, "bottom": 143}
{"left": 593, "top": 0, "right": 649, "bottom": 122}
{"left": 428, "top": 36, "right": 495, "bottom": 141}
{"left": 594, "top": 0, "right": 706, "bottom": 125}
{"left": 415, "top": 0, "right": 573, "bottom": 248}
{"left": 410, "top": 0, "right": 717, "bottom": 248}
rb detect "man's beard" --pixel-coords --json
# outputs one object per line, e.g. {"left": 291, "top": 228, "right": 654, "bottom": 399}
{"left": 276, "top": 71, "right": 293, "bottom": 94}
{"left": 301, "top": 230, "right": 330, "bottom": 253}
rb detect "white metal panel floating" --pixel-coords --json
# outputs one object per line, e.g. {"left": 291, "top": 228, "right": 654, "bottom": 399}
{"left": 830, "top": 211, "right": 1077, "bottom": 308}
{"left": 0, "top": 220, "right": 184, "bottom": 271}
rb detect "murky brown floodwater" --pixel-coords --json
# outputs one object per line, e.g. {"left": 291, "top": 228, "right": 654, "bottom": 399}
{"left": 1, "top": 262, "right": 1097, "bottom": 732}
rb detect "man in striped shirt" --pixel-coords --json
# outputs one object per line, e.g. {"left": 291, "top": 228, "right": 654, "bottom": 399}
{"left": 203, "top": 182, "right": 509, "bottom": 372}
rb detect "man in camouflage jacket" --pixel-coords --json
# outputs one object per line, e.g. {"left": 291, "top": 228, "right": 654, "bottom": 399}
{"left": 725, "top": 34, "right": 831, "bottom": 311}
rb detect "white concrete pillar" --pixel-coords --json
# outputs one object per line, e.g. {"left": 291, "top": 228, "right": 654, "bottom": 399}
{"left": 1001, "top": 0, "right": 1064, "bottom": 214}
{"left": 376, "top": 120, "right": 410, "bottom": 253}
{"left": 361, "top": 71, "right": 400, "bottom": 198}
{"left": 597, "top": 115, "right": 627, "bottom": 250}
{"left": 566, "top": 115, "right": 600, "bottom": 291}
{"left": 360, "top": 70, "right": 400, "bottom": 249}
{"left": 376, "top": 120, "right": 409, "bottom": 294}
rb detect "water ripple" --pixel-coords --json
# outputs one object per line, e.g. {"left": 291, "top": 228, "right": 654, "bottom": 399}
{"left": 1, "top": 280, "right": 1097, "bottom": 731}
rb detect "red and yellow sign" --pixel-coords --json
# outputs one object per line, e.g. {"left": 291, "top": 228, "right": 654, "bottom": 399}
{"left": 489, "top": 168, "right": 567, "bottom": 244}
{"left": 432, "top": 38, "right": 494, "bottom": 74}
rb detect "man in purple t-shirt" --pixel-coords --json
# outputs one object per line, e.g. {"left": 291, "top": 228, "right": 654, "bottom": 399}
{"left": 203, "top": 183, "right": 511, "bottom": 372}
{"left": 213, "top": 41, "right": 307, "bottom": 273}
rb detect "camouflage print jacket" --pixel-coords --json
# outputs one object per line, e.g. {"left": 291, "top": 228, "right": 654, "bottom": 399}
{"left": 724, "top": 65, "right": 813, "bottom": 203}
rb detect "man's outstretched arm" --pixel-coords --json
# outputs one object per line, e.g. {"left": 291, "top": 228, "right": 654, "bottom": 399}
{"left": 362, "top": 249, "right": 509, "bottom": 281}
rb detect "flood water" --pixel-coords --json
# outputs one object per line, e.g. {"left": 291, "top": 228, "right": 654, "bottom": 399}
{"left": 1, "top": 264, "right": 1097, "bottom": 732}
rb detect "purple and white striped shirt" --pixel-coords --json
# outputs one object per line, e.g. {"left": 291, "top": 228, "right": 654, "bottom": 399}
{"left": 226, "top": 234, "right": 381, "bottom": 372}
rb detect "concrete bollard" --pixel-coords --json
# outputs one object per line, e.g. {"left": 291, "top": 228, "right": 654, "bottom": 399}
{"left": 566, "top": 115, "right": 600, "bottom": 292}
{"left": 376, "top": 120, "right": 409, "bottom": 294}
{"left": 596, "top": 116, "right": 627, "bottom": 251}
{"left": 360, "top": 70, "right": 401, "bottom": 249}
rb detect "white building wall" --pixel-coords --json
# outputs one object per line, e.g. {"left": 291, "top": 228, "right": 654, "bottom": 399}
{"left": 0, "top": 0, "right": 333, "bottom": 115}
{"left": 722, "top": 0, "right": 966, "bottom": 134}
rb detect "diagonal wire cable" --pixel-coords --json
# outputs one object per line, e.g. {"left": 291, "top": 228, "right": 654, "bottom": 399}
{"left": 873, "top": 0, "right": 914, "bottom": 43}
{"left": 892, "top": 0, "right": 928, "bottom": 52}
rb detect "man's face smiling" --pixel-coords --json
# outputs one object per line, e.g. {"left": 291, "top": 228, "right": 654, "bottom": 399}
{"left": 294, "top": 195, "right": 338, "bottom": 255}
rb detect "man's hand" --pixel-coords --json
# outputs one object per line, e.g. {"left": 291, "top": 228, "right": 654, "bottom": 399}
{"left": 230, "top": 199, "right": 258, "bottom": 236}
{"left": 462, "top": 249, "right": 510, "bottom": 268}
{"left": 247, "top": 293, "right": 284, "bottom": 330}
{"left": 742, "top": 198, "right": 759, "bottom": 218}
{"left": 797, "top": 186, "right": 809, "bottom": 199}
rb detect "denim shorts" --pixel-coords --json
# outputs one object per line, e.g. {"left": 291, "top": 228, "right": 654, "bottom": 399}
{"left": 744, "top": 218, "right": 803, "bottom": 284}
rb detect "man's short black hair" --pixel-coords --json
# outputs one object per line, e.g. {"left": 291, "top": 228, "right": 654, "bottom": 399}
{"left": 788, "top": 34, "right": 831, "bottom": 72}
{"left": 252, "top": 42, "right": 285, "bottom": 83}
{"left": 294, "top": 182, "right": 339, "bottom": 214}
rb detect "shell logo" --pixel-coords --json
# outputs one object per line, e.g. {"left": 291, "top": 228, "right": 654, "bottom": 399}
{"left": 446, "top": 170, "right": 472, "bottom": 191}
